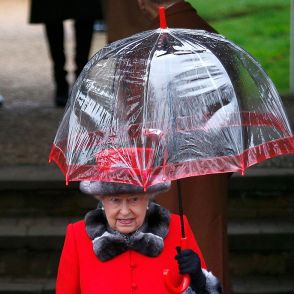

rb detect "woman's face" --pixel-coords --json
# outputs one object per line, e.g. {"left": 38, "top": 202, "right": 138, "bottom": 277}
{"left": 101, "top": 194, "right": 149, "bottom": 234}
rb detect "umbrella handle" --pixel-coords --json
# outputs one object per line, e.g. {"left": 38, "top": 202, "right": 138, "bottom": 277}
{"left": 163, "top": 238, "right": 191, "bottom": 294}
{"left": 163, "top": 270, "right": 190, "bottom": 294}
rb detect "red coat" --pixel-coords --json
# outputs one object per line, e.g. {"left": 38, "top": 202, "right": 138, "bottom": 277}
{"left": 56, "top": 214, "right": 207, "bottom": 293}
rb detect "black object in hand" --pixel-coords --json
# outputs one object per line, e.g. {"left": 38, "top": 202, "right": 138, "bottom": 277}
{"left": 175, "top": 249, "right": 206, "bottom": 293}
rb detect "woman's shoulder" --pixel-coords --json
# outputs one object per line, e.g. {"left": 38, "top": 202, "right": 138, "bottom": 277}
{"left": 69, "top": 219, "right": 85, "bottom": 229}
{"left": 64, "top": 219, "right": 92, "bottom": 244}
{"left": 66, "top": 219, "right": 87, "bottom": 235}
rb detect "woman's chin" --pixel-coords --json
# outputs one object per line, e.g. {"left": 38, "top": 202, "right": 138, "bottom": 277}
{"left": 115, "top": 221, "right": 137, "bottom": 234}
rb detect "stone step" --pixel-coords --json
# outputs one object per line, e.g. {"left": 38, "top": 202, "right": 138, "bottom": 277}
{"left": 231, "top": 275, "right": 294, "bottom": 294}
{"left": 228, "top": 168, "right": 294, "bottom": 219}
{"left": 0, "top": 186, "right": 96, "bottom": 217}
{"left": 229, "top": 168, "right": 294, "bottom": 192}
{"left": 0, "top": 166, "right": 96, "bottom": 217}
{"left": 228, "top": 191, "right": 294, "bottom": 219}
{"left": 0, "top": 278, "right": 54, "bottom": 294}
{"left": 0, "top": 217, "right": 72, "bottom": 250}
{"left": 229, "top": 252, "right": 294, "bottom": 277}
{"left": 228, "top": 219, "right": 294, "bottom": 251}
{"left": 0, "top": 249, "right": 60, "bottom": 279}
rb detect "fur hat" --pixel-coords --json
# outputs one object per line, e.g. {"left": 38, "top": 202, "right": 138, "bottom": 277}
{"left": 80, "top": 181, "right": 171, "bottom": 196}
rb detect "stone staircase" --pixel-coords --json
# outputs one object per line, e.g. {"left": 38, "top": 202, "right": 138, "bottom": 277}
{"left": 228, "top": 169, "right": 294, "bottom": 294}
{"left": 0, "top": 166, "right": 293, "bottom": 293}
{"left": 0, "top": 167, "right": 97, "bottom": 293}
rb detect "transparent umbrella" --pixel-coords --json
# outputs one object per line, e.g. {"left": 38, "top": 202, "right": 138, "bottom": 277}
{"left": 50, "top": 19, "right": 294, "bottom": 188}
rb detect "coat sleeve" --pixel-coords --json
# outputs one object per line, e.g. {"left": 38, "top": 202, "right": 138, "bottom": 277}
{"left": 56, "top": 224, "right": 80, "bottom": 294}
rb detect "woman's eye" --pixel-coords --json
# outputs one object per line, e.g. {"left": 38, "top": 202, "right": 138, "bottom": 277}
{"left": 130, "top": 197, "right": 139, "bottom": 203}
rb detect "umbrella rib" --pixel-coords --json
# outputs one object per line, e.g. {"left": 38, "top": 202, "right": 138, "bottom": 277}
{"left": 140, "top": 30, "right": 163, "bottom": 176}
{"left": 109, "top": 30, "right": 157, "bottom": 138}
{"left": 172, "top": 31, "right": 246, "bottom": 168}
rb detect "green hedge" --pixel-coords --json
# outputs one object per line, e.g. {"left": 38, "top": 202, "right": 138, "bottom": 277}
{"left": 187, "top": 0, "right": 290, "bottom": 94}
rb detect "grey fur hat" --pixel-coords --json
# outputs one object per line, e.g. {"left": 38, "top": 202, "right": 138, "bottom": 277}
{"left": 80, "top": 181, "right": 171, "bottom": 196}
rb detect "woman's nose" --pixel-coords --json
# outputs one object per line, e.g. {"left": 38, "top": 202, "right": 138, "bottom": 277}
{"left": 120, "top": 200, "right": 131, "bottom": 214}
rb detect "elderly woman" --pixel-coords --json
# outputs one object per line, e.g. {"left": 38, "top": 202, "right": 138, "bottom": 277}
{"left": 56, "top": 181, "right": 223, "bottom": 293}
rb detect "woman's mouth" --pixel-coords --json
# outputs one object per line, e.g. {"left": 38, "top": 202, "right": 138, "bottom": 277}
{"left": 117, "top": 218, "right": 134, "bottom": 225}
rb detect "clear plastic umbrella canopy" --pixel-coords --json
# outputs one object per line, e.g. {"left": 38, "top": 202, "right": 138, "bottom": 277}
{"left": 49, "top": 27, "right": 294, "bottom": 188}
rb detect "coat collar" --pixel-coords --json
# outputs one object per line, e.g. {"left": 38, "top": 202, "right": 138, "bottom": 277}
{"left": 85, "top": 202, "right": 170, "bottom": 261}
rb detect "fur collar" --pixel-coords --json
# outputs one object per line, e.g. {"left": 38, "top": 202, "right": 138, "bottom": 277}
{"left": 85, "top": 202, "right": 170, "bottom": 261}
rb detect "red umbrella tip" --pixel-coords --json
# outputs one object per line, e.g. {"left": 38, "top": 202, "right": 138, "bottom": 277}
{"left": 159, "top": 6, "right": 167, "bottom": 29}
{"left": 65, "top": 175, "right": 69, "bottom": 186}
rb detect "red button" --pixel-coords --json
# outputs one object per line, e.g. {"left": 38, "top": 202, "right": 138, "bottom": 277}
{"left": 131, "top": 283, "right": 137, "bottom": 290}
{"left": 130, "top": 263, "right": 137, "bottom": 269}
